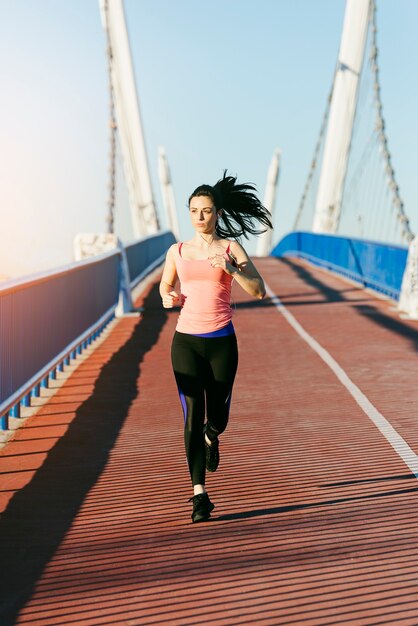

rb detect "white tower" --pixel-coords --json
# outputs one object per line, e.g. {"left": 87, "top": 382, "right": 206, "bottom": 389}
{"left": 256, "top": 149, "right": 281, "bottom": 256}
{"left": 158, "top": 147, "right": 180, "bottom": 240}
{"left": 100, "top": 0, "right": 159, "bottom": 238}
{"left": 312, "top": 0, "right": 370, "bottom": 234}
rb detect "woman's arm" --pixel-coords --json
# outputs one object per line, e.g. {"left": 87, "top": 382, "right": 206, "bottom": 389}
{"left": 159, "top": 245, "right": 181, "bottom": 308}
{"left": 210, "top": 240, "right": 266, "bottom": 300}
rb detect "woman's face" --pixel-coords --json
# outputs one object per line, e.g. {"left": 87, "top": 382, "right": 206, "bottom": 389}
{"left": 189, "top": 195, "right": 219, "bottom": 235}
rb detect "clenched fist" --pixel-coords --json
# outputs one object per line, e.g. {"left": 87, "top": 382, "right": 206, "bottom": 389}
{"left": 162, "top": 290, "right": 181, "bottom": 308}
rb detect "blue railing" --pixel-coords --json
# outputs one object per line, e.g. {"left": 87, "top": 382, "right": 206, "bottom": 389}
{"left": 271, "top": 231, "right": 408, "bottom": 300}
{"left": 0, "top": 230, "right": 175, "bottom": 430}
{"left": 125, "top": 231, "right": 175, "bottom": 289}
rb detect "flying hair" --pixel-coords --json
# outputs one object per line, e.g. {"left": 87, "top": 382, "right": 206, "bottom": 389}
{"left": 188, "top": 170, "right": 273, "bottom": 240}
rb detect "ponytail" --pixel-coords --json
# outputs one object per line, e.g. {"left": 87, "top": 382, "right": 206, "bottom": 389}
{"left": 188, "top": 170, "right": 273, "bottom": 240}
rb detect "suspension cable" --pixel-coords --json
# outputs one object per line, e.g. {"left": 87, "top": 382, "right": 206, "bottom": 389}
{"left": 103, "top": 0, "right": 117, "bottom": 235}
{"left": 369, "top": 0, "right": 414, "bottom": 242}
{"left": 295, "top": 1, "right": 414, "bottom": 243}
{"left": 293, "top": 81, "right": 334, "bottom": 231}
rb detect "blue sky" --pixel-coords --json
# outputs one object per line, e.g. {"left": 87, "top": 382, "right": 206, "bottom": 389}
{"left": 0, "top": 0, "right": 417, "bottom": 277}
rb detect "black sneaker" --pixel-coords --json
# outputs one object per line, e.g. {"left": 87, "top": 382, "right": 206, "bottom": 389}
{"left": 189, "top": 493, "right": 215, "bottom": 523}
{"left": 205, "top": 436, "right": 220, "bottom": 472}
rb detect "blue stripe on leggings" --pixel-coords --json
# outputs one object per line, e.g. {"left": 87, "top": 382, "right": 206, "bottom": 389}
{"left": 178, "top": 387, "right": 188, "bottom": 423}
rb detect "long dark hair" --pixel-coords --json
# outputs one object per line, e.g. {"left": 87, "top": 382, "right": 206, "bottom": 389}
{"left": 188, "top": 170, "right": 273, "bottom": 239}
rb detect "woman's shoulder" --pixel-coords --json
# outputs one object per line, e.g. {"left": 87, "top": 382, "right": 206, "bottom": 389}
{"left": 228, "top": 239, "right": 245, "bottom": 253}
{"left": 228, "top": 239, "right": 249, "bottom": 261}
{"left": 166, "top": 242, "right": 182, "bottom": 260}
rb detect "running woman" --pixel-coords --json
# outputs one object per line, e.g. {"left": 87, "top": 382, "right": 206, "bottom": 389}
{"left": 160, "top": 171, "right": 272, "bottom": 522}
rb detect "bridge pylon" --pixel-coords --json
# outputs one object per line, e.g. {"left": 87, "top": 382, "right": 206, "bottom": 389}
{"left": 158, "top": 147, "right": 180, "bottom": 241}
{"left": 256, "top": 148, "right": 281, "bottom": 257}
{"left": 312, "top": 0, "right": 370, "bottom": 234}
{"left": 100, "top": 0, "right": 159, "bottom": 238}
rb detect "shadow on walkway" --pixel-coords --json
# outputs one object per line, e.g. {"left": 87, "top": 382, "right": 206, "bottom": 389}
{"left": 278, "top": 257, "right": 352, "bottom": 303}
{"left": 215, "top": 485, "right": 418, "bottom": 522}
{"left": 0, "top": 284, "right": 167, "bottom": 625}
{"left": 355, "top": 304, "right": 418, "bottom": 353}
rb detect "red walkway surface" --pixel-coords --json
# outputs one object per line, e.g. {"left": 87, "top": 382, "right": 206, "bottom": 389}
{"left": 2, "top": 256, "right": 418, "bottom": 625}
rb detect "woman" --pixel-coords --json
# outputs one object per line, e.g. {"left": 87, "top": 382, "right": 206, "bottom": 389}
{"left": 160, "top": 171, "right": 272, "bottom": 523}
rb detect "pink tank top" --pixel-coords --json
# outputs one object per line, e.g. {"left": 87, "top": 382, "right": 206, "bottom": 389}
{"left": 173, "top": 242, "right": 233, "bottom": 334}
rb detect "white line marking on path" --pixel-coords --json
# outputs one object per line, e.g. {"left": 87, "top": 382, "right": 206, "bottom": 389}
{"left": 265, "top": 283, "right": 418, "bottom": 478}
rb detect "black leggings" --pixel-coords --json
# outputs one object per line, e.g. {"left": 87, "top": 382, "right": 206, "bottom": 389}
{"left": 171, "top": 331, "right": 238, "bottom": 485}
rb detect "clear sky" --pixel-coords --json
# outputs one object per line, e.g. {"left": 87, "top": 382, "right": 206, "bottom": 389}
{"left": 0, "top": 0, "right": 417, "bottom": 278}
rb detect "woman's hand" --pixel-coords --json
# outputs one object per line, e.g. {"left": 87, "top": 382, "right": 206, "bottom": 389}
{"left": 162, "top": 290, "right": 181, "bottom": 308}
{"left": 209, "top": 254, "right": 237, "bottom": 276}
{"left": 212, "top": 241, "right": 266, "bottom": 299}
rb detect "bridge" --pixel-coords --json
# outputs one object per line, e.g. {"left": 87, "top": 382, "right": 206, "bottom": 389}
{"left": 2, "top": 1, "right": 418, "bottom": 624}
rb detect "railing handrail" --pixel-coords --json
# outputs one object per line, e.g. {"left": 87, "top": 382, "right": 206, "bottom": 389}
{"left": 0, "top": 229, "right": 175, "bottom": 296}
{"left": 271, "top": 230, "right": 408, "bottom": 301}
{"left": 0, "top": 249, "right": 119, "bottom": 296}
{"left": 0, "top": 230, "right": 176, "bottom": 430}
{"left": 278, "top": 229, "right": 408, "bottom": 251}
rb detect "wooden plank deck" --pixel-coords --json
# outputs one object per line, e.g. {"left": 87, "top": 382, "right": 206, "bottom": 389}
{"left": 1, "top": 256, "right": 418, "bottom": 625}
